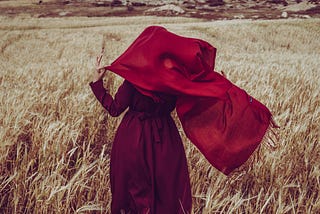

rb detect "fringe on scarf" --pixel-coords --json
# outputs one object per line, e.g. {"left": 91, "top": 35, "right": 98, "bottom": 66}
{"left": 262, "top": 117, "right": 280, "bottom": 150}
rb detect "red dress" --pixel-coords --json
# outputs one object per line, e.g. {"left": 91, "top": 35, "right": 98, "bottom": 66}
{"left": 90, "top": 79, "right": 192, "bottom": 213}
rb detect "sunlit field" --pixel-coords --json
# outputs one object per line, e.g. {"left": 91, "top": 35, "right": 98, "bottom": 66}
{"left": 0, "top": 16, "right": 319, "bottom": 213}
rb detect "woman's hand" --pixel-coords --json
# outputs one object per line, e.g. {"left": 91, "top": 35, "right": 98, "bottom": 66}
{"left": 93, "top": 48, "right": 107, "bottom": 83}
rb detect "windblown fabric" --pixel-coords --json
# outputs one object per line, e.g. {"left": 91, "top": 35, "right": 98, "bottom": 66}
{"left": 105, "top": 26, "right": 272, "bottom": 175}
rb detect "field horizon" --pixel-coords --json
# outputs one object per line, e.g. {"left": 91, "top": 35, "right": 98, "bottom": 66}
{"left": 0, "top": 16, "right": 319, "bottom": 213}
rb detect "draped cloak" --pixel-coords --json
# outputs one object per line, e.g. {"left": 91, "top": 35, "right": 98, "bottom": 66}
{"left": 105, "top": 26, "right": 272, "bottom": 175}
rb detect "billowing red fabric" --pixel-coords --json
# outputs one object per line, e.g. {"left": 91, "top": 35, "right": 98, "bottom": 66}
{"left": 105, "top": 26, "right": 272, "bottom": 175}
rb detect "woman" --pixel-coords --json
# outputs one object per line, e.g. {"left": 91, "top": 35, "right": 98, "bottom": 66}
{"left": 90, "top": 49, "right": 192, "bottom": 213}
{"left": 90, "top": 26, "right": 274, "bottom": 214}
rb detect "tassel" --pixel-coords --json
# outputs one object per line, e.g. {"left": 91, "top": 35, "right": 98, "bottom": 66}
{"left": 262, "top": 117, "right": 280, "bottom": 150}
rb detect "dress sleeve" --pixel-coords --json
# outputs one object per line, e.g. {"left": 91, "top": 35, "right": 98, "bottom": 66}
{"left": 89, "top": 79, "right": 134, "bottom": 117}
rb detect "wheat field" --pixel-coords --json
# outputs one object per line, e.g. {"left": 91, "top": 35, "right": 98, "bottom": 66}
{"left": 0, "top": 16, "right": 319, "bottom": 213}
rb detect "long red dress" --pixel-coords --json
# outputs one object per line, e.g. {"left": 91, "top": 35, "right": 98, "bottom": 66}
{"left": 90, "top": 79, "right": 192, "bottom": 213}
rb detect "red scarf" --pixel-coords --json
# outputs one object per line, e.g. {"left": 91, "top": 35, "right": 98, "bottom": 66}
{"left": 105, "top": 26, "right": 272, "bottom": 175}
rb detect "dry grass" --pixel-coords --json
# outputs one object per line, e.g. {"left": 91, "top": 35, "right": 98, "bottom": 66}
{"left": 0, "top": 16, "right": 319, "bottom": 213}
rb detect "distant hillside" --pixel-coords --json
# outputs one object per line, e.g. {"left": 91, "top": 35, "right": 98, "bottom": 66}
{"left": 1, "top": 0, "right": 319, "bottom": 18}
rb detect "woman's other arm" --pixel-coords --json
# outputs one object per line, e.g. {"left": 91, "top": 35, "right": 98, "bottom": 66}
{"left": 90, "top": 48, "right": 133, "bottom": 117}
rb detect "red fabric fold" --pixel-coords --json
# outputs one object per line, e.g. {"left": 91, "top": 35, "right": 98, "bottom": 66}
{"left": 105, "top": 26, "right": 272, "bottom": 175}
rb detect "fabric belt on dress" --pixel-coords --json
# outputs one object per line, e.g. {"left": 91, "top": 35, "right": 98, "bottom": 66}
{"left": 129, "top": 110, "right": 168, "bottom": 144}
